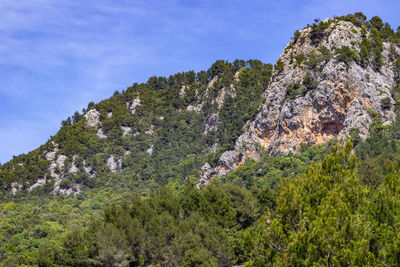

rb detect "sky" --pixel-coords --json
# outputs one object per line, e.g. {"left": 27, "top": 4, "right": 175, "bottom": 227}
{"left": 0, "top": 0, "right": 399, "bottom": 164}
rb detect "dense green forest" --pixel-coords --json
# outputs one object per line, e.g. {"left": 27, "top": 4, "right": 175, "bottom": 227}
{"left": 3, "top": 121, "right": 400, "bottom": 266}
{"left": 1, "top": 13, "right": 400, "bottom": 266}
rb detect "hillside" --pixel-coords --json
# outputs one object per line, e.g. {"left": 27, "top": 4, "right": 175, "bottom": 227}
{"left": 1, "top": 12, "right": 400, "bottom": 266}
{"left": 0, "top": 60, "right": 272, "bottom": 197}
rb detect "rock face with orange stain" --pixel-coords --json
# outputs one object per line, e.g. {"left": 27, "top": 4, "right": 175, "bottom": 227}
{"left": 200, "top": 19, "right": 399, "bottom": 184}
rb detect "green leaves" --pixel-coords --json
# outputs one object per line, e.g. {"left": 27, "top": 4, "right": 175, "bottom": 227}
{"left": 274, "top": 59, "right": 284, "bottom": 73}
{"left": 284, "top": 73, "right": 317, "bottom": 102}
{"left": 84, "top": 184, "right": 260, "bottom": 266}
{"left": 246, "top": 142, "right": 400, "bottom": 265}
{"left": 335, "top": 46, "right": 360, "bottom": 68}
{"left": 309, "top": 20, "right": 332, "bottom": 45}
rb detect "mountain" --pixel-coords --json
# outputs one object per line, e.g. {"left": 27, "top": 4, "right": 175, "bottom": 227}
{"left": 5, "top": 14, "right": 399, "bottom": 197}
{"left": 0, "top": 59, "right": 272, "bottom": 197}
{"left": 201, "top": 14, "right": 400, "bottom": 183}
{"left": 1, "top": 13, "right": 400, "bottom": 266}
{"left": 6, "top": 13, "right": 399, "bottom": 196}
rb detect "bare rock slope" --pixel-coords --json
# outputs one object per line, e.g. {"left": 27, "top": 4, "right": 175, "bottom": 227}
{"left": 201, "top": 19, "right": 399, "bottom": 184}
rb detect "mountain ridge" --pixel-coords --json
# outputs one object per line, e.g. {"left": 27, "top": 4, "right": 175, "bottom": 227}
{"left": 2, "top": 12, "right": 400, "bottom": 266}
{"left": 1, "top": 13, "right": 400, "bottom": 196}
{"left": 1, "top": 58, "right": 273, "bottom": 197}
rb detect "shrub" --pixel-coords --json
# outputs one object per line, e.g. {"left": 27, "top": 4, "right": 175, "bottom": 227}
{"left": 393, "top": 59, "right": 400, "bottom": 79}
{"left": 381, "top": 97, "right": 391, "bottom": 109}
{"left": 367, "top": 107, "right": 382, "bottom": 121}
{"left": 310, "top": 20, "right": 332, "bottom": 45}
{"left": 335, "top": 46, "right": 360, "bottom": 69}
{"left": 274, "top": 59, "right": 284, "bottom": 73}
{"left": 359, "top": 38, "right": 371, "bottom": 66}
{"left": 293, "top": 30, "right": 301, "bottom": 44}
{"left": 302, "top": 73, "right": 318, "bottom": 90}
{"left": 294, "top": 54, "right": 306, "bottom": 67}
{"left": 349, "top": 127, "right": 361, "bottom": 146}
{"left": 285, "top": 83, "right": 307, "bottom": 101}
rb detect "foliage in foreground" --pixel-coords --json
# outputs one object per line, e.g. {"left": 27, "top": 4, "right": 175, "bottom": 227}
{"left": 246, "top": 142, "right": 400, "bottom": 266}
{"left": 0, "top": 143, "right": 332, "bottom": 266}
{"left": 3, "top": 132, "right": 400, "bottom": 266}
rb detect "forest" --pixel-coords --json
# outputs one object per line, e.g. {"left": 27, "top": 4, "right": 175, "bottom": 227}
{"left": 2, "top": 117, "right": 400, "bottom": 266}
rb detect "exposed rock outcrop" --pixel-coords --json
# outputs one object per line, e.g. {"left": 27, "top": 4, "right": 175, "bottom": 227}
{"left": 96, "top": 128, "right": 107, "bottom": 139}
{"left": 28, "top": 178, "right": 46, "bottom": 192}
{"left": 58, "top": 185, "right": 81, "bottom": 196}
{"left": 198, "top": 163, "right": 213, "bottom": 187}
{"left": 186, "top": 103, "right": 203, "bottom": 112}
{"left": 49, "top": 154, "right": 67, "bottom": 179}
{"left": 146, "top": 145, "right": 154, "bottom": 155}
{"left": 45, "top": 142, "right": 59, "bottom": 161}
{"left": 83, "top": 160, "right": 95, "bottom": 177}
{"left": 179, "top": 85, "right": 187, "bottom": 97}
{"left": 145, "top": 125, "right": 154, "bottom": 135}
{"left": 107, "top": 155, "right": 122, "bottom": 173}
{"left": 11, "top": 182, "right": 23, "bottom": 195}
{"left": 201, "top": 19, "right": 399, "bottom": 183}
{"left": 121, "top": 126, "right": 132, "bottom": 136}
{"left": 84, "top": 109, "right": 101, "bottom": 127}
{"left": 45, "top": 150, "right": 57, "bottom": 161}
{"left": 204, "top": 114, "right": 219, "bottom": 134}
{"left": 69, "top": 155, "right": 79, "bottom": 173}
{"left": 127, "top": 97, "right": 141, "bottom": 115}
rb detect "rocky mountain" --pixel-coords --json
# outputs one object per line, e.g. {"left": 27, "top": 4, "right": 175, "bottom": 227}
{"left": 1, "top": 13, "right": 400, "bottom": 197}
{"left": 201, "top": 14, "right": 400, "bottom": 184}
{"left": 2, "top": 13, "right": 400, "bottom": 266}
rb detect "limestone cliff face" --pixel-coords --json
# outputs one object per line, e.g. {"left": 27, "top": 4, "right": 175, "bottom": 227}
{"left": 200, "top": 19, "right": 399, "bottom": 184}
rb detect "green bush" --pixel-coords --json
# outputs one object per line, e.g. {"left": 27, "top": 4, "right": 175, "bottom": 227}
{"left": 293, "top": 30, "right": 301, "bottom": 44}
{"left": 381, "top": 97, "right": 391, "bottom": 109}
{"left": 309, "top": 20, "right": 332, "bottom": 45}
{"left": 335, "top": 46, "right": 360, "bottom": 68}
{"left": 274, "top": 59, "right": 284, "bottom": 73}
{"left": 367, "top": 107, "right": 382, "bottom": 121}
{"left": 284, "top": 73, "right": 317, "bottom": 102}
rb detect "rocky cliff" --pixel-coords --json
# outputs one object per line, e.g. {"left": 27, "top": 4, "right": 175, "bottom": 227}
{"left": 200, "top": 16, "right": 400, "bottom": 184}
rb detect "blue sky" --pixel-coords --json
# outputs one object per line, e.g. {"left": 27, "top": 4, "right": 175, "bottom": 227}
{"left": 0, "top": 0, "right": 399, "bottom": 164}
